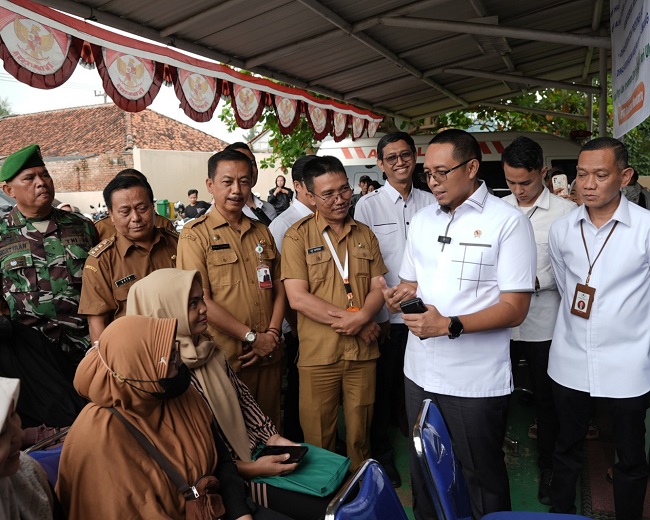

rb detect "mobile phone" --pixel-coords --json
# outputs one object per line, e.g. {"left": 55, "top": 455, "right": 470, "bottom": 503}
{"left": 400, "top": 297, "right": 427, "bottom": 314}
{"left": 257, "top": 445, "right": 309, "bottom": 464}
{"left": 552, "top": 174, "right": 569, "bottom": 197}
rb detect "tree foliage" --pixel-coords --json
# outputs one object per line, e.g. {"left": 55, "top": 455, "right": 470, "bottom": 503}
{"left": 0, "top": 97, "right": 12, "bottom": 117}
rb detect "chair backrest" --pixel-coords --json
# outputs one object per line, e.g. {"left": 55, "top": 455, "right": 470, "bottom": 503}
{"left": 413, "top": 399, "right": 472, "bottom": 520}
{"left": 27, "top": 444, "right": 63, "bottom": 487}
{"left": 325, "top": 459, "right": 408, "bottom": 520}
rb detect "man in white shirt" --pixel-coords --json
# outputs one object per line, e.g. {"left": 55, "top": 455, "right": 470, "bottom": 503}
{"left": 502, "top": 136, "right": 576, "bottom": 505}
{"left": 383, "top": 129, "right": 536, "bottom": 519}
{"left": 548, "top": 137, "right": 650, "bottom": 518}
{"left": 355, "top": 132, "right": 435, "bottom": 487}
{"left": 269, "top": 155, "right": 316, "bottom": 441}
{"left": 226, "top": 142, "right": 277, "bottom": 224}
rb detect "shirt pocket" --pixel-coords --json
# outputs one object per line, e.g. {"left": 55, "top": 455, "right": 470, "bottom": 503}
{"left": 454, "top": 242, "right": 497, "bottom": 288}
{"left": 305, "top": 249, "right": 332, "bottom": 282}
{"left": 372, "top": 222, "right": 398, "bottom": 236}
{"left": 207, "top": 249, "right": 240, "bottom": 286}
{"left": 0, "top": 253, "right": 36, "bottom": 293}
{"left": 350, "top": 246, "right": 374, "bottom": 282}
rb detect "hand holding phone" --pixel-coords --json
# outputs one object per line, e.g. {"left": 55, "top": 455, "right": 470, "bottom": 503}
{"left": 257, "top": 445, "right": 309, "bottom": 464}
{"left": 400, "top": 297, "right": 427, "bottom": 314}
{"left": 552, "top": 174, "right": 569, "bottom": 197}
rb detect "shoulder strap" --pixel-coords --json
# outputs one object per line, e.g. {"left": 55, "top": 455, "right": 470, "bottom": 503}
{"left": 107, "top": 407, "right": 195, "bottom": 497}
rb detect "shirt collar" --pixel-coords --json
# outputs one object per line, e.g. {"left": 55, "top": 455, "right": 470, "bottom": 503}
{"left": 437, "top": 181, "right": 489, "bottom": 215}
{"left": 116, "top": 227, "right": 162, "bottom": 256}
{"left": 292, "top": 198, "right": 313, "bottom": 218}
{"left": 575, "top": 194, "right": 631, "bottom": 228}
{"left": 314, "top": 211, "right": 356, "bottom": 238}
{"left": 532, "top": 186, "right": 551, "bottom": 210}
{"left": 208, "top": 206, "right": 253, "bottom": 234}
{"left": 382, "top": 180, "right": 415, "bottom": 204}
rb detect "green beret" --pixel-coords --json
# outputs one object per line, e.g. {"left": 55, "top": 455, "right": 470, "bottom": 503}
{"left": 0, "top": 144, "right": 45, "bottom": 182}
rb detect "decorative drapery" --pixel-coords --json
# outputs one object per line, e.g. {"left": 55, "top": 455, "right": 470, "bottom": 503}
{"left": 0, "top": 0, "right": 383, "bottom": 140}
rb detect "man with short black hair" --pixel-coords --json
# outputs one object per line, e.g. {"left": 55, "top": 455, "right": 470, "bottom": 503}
{"left": 548, "top": 137, "right": 650, "bottom": 518}
{"left": 383, "top": 129, "right": 536, "bottom": 518}
{"left": 355, "top": 131, "right": 435, "bottom": 487}
{"left": 502, "top": 135, "right": 575, "bottom": 505}
{"left": 177, "top": 149, "right": 285, "bottom": 427}
{"left": 79, "top": 175, "right": 178, "bottom": 342}
{"left": 184, "top": 188, "right": 211, "bottom": 218}
{"left": 282, "top": 156, "right": 386, "bottom": 470}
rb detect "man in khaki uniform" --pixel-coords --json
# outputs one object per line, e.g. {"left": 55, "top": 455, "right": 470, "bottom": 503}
{"left": 79, "top": 175, "right": 178, "bottom": 342}
{"left": 177, "top": 149, "right": 285, "bottom": 427}
{"left": 282, "top": 156, "right": 386, "bottom": 470}
{"left": 94, "top": 168, "right": 176, "bottom": 240}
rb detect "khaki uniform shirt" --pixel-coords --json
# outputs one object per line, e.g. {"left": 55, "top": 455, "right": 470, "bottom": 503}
{"left": 176, "top": 209, "right": 281, "bottom": 371}
{"left": 95, "top": 214, "right": 176, "bottom": 241}
{"left": 282, "top": 213, "right": 387, "bottom": 367}
{"left": 78, "top": 228, "right": 178, "bottom": 320}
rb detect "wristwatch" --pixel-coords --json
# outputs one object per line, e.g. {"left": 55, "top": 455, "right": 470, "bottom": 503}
{"left": 448, "top": 316, "right": 464, "bottom": 339}
{"left": 244, "top": 330, "right": 257, "bottom": 344}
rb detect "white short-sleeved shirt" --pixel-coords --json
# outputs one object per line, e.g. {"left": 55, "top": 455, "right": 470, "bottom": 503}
{"left": 503, "top": 188, "right": 576, "bottom": 342}
{"left": 400, "top": 182, "right": 536, "bottom": 397}
{"left": 270, "top": 199, "right": 313, "bottom": 254}
{"left": 354, "top": 181, "right": 435, "bottom": 324}
{"left": 548, "top": 196, "right": 650, "bottom": 398}
{"left": 243, "top": 195, "right": 277, "bottom": 222}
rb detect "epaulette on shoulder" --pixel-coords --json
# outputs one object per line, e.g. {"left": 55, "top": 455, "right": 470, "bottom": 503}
{"left": 294, "top": 213, "right": 315, "bottom": 229}
{"left": 184, "top": 214, "right": 209, "bottom": 228}
{"left": 160, "top": 226, "right": 179, "bottom": 238}
{"left": 88, "top": 236, "right": 116, "bottom": 258}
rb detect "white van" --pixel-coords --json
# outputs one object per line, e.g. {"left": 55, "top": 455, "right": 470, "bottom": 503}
{"left": 317, "top": 131, "right": 581, "bottom": 197}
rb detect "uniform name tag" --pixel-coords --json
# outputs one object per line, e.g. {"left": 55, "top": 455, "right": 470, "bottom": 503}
{"left": 115, "top": 274, "right": 137, "bottom": 287}
{"left": 5, "top": 256, "right": 28, "bottom": 269}
{"left": 570, "top": 283, "right": 595, "bottom": 319}
{"left": 308, "top": 245, "right": 325, "bottom": 254}
{"left": 211, "top": 244, "right": 230, "bottom": 250}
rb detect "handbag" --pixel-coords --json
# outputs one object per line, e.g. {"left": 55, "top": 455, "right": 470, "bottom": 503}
{"left": 252, "top": 443, "right": 350, "bottom": 497}
{"left": 108, "top": 407, "right": 225, "bottom": 519}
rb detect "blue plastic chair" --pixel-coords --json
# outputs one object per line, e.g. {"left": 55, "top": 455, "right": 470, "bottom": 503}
{"left": 413, "top": 399, "right": 592, "bottom": 520}
{"left": 325, "top": 458, "right": 408, "bottom": 520}
{"left": 27, "top": 444, "right": 63, "bottom": 487}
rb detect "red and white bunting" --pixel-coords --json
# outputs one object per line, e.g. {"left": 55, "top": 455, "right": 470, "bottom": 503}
{"left": 273, "top": 95, "right": 301, "bottom": 135}
{"left": 174, "top": 69, "right": 220, "bottom": 122}
{"left": 0, "top": 7, "right": 80, "bottom": 88}
{"left": 332, "top": 111, "right": 349, "bottom": 142}
{"left": 351, "top": 116, "right": 367, "bottom": 140}
{"left": 230, "top": 83, "right": 265, "bottom": 129}
{"left": 307, "top": 104, "right": 332, "bottom": 140}
{"left": 367, "top": 120, "right": 380, "bottom": 138}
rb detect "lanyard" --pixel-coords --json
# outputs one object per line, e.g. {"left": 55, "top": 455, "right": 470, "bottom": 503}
{"left": 322, "top": 230, "right": 356, "bottom": 309}
{"left": 580, "top": 220, "right": 618, "bottom": 285}
{"left": 527, "top": 206, "right": 539, "bottom": 220}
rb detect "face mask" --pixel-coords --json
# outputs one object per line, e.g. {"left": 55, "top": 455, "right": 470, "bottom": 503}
{"left": 154, "top": 363, "right": 191, "bottom": 400}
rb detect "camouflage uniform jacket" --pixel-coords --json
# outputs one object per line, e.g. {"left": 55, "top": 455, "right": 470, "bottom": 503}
{"left": 0, "top": 206, "right": 99, "bottom": 361}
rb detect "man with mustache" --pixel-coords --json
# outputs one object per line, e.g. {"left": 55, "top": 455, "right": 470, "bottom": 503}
{"left": 0, "top": 144, "right": 99, "bottom": 365}
{"left": 177, "top": 149, "right": 285, "bottom": 428}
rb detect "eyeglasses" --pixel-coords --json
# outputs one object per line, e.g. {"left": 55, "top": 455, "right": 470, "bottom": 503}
{"left": 311, "top": 184, "right": 353, "bottom": 204}
{"left": 419, "top": 158, "right": 475, "bottom": 183}
{"left": 383, "top": 151, "right": 414, "bottom": 166}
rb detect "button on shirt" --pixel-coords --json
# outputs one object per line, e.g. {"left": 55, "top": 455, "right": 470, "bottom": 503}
{"left": 504, "top": 187, "right": 575, "bottom": 341}
{"left": 548, "top": 196, "right": 650, "bottom": 398}
{"left": 282, "top": 214, "right": 387, "bottom": 367}
{"left": 400, "top": 182, "right": 536, "bottom": 397}
{"left": 177, "top": 209, "right": 281, "bottom": 371}
{"left": 355, "top": 182, "right": 435, "bottom": 324}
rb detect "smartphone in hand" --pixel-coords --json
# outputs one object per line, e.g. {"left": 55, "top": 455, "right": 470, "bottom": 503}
{"left": 400, "top": 297, "right": 427, "bottom": 314}
{"left": 257, "top": 445, "right": 309, "bottom": 464}
{"left": 552, "top": 174, "right": 569, "bottom": 197}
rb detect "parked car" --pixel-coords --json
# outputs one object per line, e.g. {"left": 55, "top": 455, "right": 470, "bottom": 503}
{"left": 0, "top": 191, "right": 15, "bottom": 218}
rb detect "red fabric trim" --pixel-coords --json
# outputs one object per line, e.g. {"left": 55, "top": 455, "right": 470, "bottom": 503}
{"left": 306, "top": 105, "right": 332, "bottom": 141}
{"left": 91, "top": 43, "right": 163, "bottom": 112}
{"left": 0, "top": 31, "right": 81, "bottom": 89}
{"left": 173, "top": 68, "right": 222, "bottom": 123}
{"left": 229, "top": 82, "right": 268, "bottom": 129}
{"left": 6, "top": 0, "right": 383, "bottom": 124}
{"left": 272, "top": 95, "right": 302, "bottom": 136}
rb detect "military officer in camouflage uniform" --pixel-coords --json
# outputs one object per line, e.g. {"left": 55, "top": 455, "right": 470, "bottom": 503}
{"left": 0, "top": 144, "right": 99, "bottom": 364}
{"left": 79, "top": 174, "right": 178, "bottom": 342}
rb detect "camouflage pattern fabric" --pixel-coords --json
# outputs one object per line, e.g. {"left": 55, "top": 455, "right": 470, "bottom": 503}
{"left": 0, "top": 206, "right": 99, "bottom": 362}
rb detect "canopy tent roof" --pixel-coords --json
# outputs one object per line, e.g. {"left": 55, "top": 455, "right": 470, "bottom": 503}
{"left": 4, "top": 0, "right": 610, "bottom": 130}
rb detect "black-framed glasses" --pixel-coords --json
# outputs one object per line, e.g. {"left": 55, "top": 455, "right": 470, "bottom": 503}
{"left": 310, "top": 184, "right": 353, "bottom": 204}
{"left": 383, "top": 151, "right": 414, "bottom": 166}
{"left": 419, "top": 157, "right": 476, "bottom": 183}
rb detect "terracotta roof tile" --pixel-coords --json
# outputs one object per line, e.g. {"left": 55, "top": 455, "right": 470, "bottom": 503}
{"left": 0, "top": 104, "right": 228, "bottom": 157}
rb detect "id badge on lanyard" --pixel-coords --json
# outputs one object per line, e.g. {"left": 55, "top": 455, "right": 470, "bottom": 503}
{"left": 255, "top": 242, "right": 272, "bottom": 289}
{"left": 322, "top": 230, "right": 359, "bottom": 311}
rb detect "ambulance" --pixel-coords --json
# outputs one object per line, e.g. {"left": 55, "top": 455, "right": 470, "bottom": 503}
{"left": 317, "top": 131, "right": 582, "bottom": 197}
